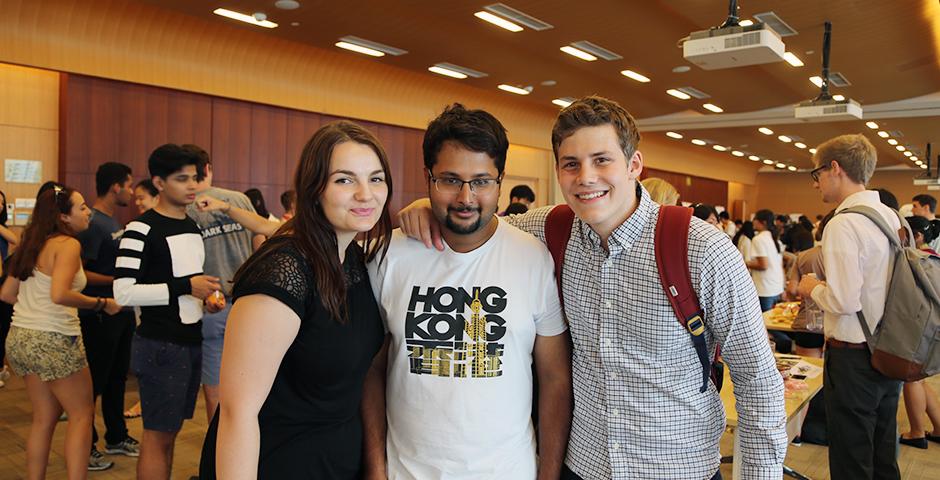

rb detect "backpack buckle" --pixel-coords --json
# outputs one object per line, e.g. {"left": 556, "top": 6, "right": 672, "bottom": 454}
{"left": 687, "top": 315, "right": 705, "bottom": 336}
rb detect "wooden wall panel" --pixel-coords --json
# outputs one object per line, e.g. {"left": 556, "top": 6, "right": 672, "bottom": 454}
{"left": 642, "top": 167, "right": 729, "bottom": 208}
{"left": 61, "top": 74, "right": 433, "bottom": 221}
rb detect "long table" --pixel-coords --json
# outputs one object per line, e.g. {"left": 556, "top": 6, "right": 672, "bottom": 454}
{"left": 721, "top": 355, "right": 824, "bottom": 479}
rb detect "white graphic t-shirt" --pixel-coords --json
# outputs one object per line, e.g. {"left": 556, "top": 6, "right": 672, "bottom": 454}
{"left": 368, "top": 218, "right": 566, "bottom": 480}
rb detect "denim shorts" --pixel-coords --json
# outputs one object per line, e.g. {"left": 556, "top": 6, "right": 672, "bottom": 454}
{"left": 200, "top": 302, "right": 231, "bottom": 386}
{"left": 131, "top": 334, "right": 201, "bottom": 432}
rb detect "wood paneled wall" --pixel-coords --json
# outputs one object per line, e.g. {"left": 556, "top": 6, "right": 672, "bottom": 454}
{"left": 0, "top": 64, "right": 59, "bottom": 223}
{"left": 60, "top": 74, "right": 547, "bottom": 226}
{"left": 641, "top": 167, "right": 729, "bottom": 208}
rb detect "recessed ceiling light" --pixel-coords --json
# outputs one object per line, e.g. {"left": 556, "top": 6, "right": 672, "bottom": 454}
{"left": 794, "top": 142, "right": 807, "bottom": 149}
{"left": 703, "top": 103, "right": 723, "bottom": 113}
{"left": 787, "top": 166, "right": 798, "bottom": 171}
{"left": 335, "top": 36, "right": 407, "bottom": 56}
{"left": 809, "top": 76, "right": 823, "bottom": 88}
{"left": 904, "top": 151, "right": 913, "bottom": 157}
{"left": 560, "top": 45, "right": 597, "bottom": 61}
{"left": 866, "top": 121, "right": 879, "bottom": 129}
{"left": 428, "top": 66, "right": 467, "bottom": 79}
{"left": 732, "top": 150, "right": 745, "bottom": 157}
{"left": 666, "top": 89, "right": 692, "bottom": 100}
{"left": 428, "top": 62, "right": 487, "bottom": 79}
{"left": 759, "top": 127, "right": 774, "bottom": 135}
{"left": 778, "top": 135, "right": 792, "bottom": 143}
{"left": 691, "top": 139, "right": 707, "bottom": 146}
{"left": 672, "top": 65, "right": 691, "bottom": 73}
{"left": 213, "top": 8, "right": 278, "bottom": 28}
{"left": 877, "top": 131, "right": 890, "bottom": 138}
{"left": 713, "top": 145, "right": 728, "bottom": 151}
{"left": 911, "top": 156, "right": 919, "bottom": 161}
{"left": 809, "top": 148, "right": 817, "bottom": 154}
{"left": 897, "top": 145, "right": 906, "bottom": 151}
{"left": 474, "top": 11, "right": 523, "bottom": 32}
{"left": 888, "top": 139, "right": 898, "bottom": 145}
{"left": 552, "top": 97, "right": 574, "bottom": 108}
{"left": 749, "top": 155, "right": 760, "bottom": 161}
{"left": 776, "top": 162, "right": 787, "bottom": 168}
{"left": 498, "top": 84, "right": 530, "bottom": 95}
{"left": 738, "top": 19, "right": 754, "bottom": 27}
{"left": 763, "top": 159, "right": 775, "bottom": 165}
{"left": 666, "top": 131, "right": 683, "bottom": 139}
{"left": 832, "top": 94, "right": 845, "bottom": 101}
{"left": 335, "top": 41, "right": 384, "bottom": 57}
{"left": 540, "top": 80, "right": 557, "bottom": 86}
{"left": 783, "top": 52, "right": 804, "bottom": 67}
{"left": 290, "top": 21, "right": 300, "bottom": 26}
{"left": 921, "top": 164, "right": 928, "bottom": 169}
{"left": 621, "top": 70, "right": 651, "bottom": 82}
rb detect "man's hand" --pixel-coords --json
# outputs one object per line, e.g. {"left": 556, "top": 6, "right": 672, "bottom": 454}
{"left": 797, "top": 273, "right": 823, "bottom": 299}
{"left": 397, "top": 198, "right": 444, "bottom": 251}
{"left": 195, "top": 194, "right": 229, "bottom": 213}
{"left": 190, "top": 275, "right": 222, "bottom": 300}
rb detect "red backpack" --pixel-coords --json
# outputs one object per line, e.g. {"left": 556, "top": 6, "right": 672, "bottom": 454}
{"left": 545, "top": 204, "right": 723, "bottom": 392}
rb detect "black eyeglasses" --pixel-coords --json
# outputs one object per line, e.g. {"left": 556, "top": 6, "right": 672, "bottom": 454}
{"left": 809, "top": 164, "right": 830, "bottom": 182}
{"left": 429, "top": 175, "right": 501, "bottom": 195}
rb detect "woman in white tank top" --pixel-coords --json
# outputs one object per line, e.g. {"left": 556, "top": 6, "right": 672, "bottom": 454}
{"left": 1, "top": 185, "right": 121, "bottom": 480}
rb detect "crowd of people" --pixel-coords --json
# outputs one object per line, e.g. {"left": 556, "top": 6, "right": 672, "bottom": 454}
{"left": 0, "top": 94, "right": 935, "bottom": 480}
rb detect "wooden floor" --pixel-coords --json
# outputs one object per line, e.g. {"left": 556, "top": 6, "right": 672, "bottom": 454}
{"left": 2, "top": 374, "right": 940, "bottom": 479}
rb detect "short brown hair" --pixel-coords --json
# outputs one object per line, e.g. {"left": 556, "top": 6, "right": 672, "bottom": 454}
{"left": 551, "top": 95, "right": 641, "bottom": 161}
{"left": 812, "top": 134, "right": 877, "bottom": 185}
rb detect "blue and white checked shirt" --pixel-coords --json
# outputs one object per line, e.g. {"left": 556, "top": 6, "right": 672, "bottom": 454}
{"left": 510, "top": 186, "right": 786, "bottom": 479}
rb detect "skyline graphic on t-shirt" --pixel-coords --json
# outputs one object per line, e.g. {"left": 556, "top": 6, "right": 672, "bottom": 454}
{"left": 405, "top": 285, "right": 506, "bottom": 378}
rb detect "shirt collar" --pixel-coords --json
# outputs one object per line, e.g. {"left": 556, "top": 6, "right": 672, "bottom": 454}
{"left": 577, "top": 183, "right": 655, "bottom": 252}
{"left": 835, "top": 189, "right": 880, "bottom": 213}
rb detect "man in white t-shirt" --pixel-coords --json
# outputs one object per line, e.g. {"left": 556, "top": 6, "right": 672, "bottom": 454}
{"left": 364, "top": 104, "right": 572, "bottom": 480}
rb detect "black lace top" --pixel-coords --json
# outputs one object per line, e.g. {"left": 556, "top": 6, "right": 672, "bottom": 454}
{"left": 200, "top": 237, "right": 385, "bottom": 479}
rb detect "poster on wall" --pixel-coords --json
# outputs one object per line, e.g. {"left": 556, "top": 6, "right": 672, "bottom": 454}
{"left": 4, "top": 159, "right": 42, "bottom": 184}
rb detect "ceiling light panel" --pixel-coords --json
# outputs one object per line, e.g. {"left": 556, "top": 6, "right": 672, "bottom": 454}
{"left": 888, "top": 139, "right": 898, "bottom": 145}
{"left": 877, "top": 131, "right": 890, "bottom": 138}
{"left": 560, "top": 45, "right": 597, "bottom": 61}
{"left": 569, "top": 41, "right": 622, "bottom": 61}
{"left": 429, "top": 62, "right": 487, "bottom": 78}
{"left": 778, "top": 135, "right": 792, "bottom": 143}
{"left": 732, "top": 151, "right": 744, "bottom": 157}
{"left": 667, "top": 89, "right": 691, "bottom": 100}
{"left": 753, "top": 11, "right": 798, "bottom": 37}
{"left": 552, "top": 97, "right": 574, "bottom": 107}
{"left": 738, "top": 19, "right": 754, "bottom": 27}
{"left": 794, "top": 142, "right": 807, "bottom": 149}
{"left": 712, "top": 145, "right": 727, "bottom": 151}
{"left": 666, "top": 131, "right": 683, "bottom": 139}
{"left": 748, "top": 155, "right": 760, "bottom": 161}
{"left": 703, "top": 103, "right": 723, "bottom": 113}
{"left": 213, "top": 8, "right": 278, "bottom": 28}
{"left": 335, "top": 41, "right": 385, "bottom": 57}
{"left": 621, "top": 70, "right": 651, "bottom": 82}
{"left": 482, "top": 3, "right": 553, "bottom": 30}
{"left": 832, "top": 94, "right": 845, "bottom": 101}
{"left": 337, "top": 36, "right": 407, "bottom": 56}
{"left": 759, "top": 127, "right": 774, "bottom": 135}
{"left": 474, "top": 11, "right": 523, "bottom": 32}
{"left": 809, "top": 76, "right": 823, "bottom": 88}
{"left": 787, "top": 166, "right": 798, "bottom": 171}
{"left": 691, "top": 139, "right": 707, "bottom": 146}
{"left": 763, "top": 159, "right": 775, "bottom": 165}
{"left": 498, "top": 84, "right": 530, "bottom": 95}
{"left": 866, "top": 122, "right": 879, "bottom": 129}
{"left": 783, "top": 52, "right": 804, "bottom": 67}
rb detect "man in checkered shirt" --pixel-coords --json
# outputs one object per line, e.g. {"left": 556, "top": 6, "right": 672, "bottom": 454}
{"left": 400, "top": 96, "right": 787, "bottom": 479}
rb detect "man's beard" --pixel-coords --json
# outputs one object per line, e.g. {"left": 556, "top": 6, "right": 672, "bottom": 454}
{"left": 445, "top": 205, "right": 485, "bottom": 234}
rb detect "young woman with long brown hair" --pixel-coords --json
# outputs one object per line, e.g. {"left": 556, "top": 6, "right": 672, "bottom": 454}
{"left": 199, "top": 120, "right": 393, "bottom": 479}
{"left": 1, "top": 186, "right": 121, "bottom": 479}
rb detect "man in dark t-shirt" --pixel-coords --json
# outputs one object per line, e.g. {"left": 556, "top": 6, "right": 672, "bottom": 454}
{"left": 77, "top": 162, "right": 138, "bottom": 469}
{"left": 113, "top": 145, "right": 221, "bottom": 480}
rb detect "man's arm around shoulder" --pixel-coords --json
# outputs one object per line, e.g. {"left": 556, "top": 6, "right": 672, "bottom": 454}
{"left": 533, "top": 331, "right": 573, "bottom": 480}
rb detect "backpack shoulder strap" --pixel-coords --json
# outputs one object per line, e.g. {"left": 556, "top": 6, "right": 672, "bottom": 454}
{"left": 655, "top": 205, "right": 713, "bottom": 393}
{"left": 838, "top": 205, "right": 911, "bottom": 248}
{"left": 545, "top": 205, "right": 575, "bottom": 303}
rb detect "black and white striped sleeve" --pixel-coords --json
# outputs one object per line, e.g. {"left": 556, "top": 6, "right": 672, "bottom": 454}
{"left": 113, "top": 220, "right": 190, "bottom": 306}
